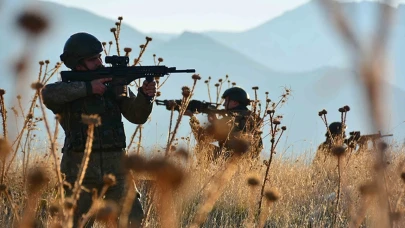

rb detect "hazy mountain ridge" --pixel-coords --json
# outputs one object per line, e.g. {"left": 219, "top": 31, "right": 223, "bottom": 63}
{"left": 1, "top": 0, "right": 404, "bottom": 156}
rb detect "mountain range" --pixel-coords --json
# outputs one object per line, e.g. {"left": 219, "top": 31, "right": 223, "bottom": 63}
{"left": 1, "top": 0, "right": 404, "bottom": 157}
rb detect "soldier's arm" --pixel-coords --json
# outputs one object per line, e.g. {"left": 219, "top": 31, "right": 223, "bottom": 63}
{"left": 119, "top": 88, "right": 153, "bottom": 124}
{"left": 41, "top": 81, "right": 91, "bottom": 113}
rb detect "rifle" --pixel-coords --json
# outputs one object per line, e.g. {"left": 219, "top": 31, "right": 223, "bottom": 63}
{"left": 347, "top": 131, "right": 393, "bottom": 150}
{"left": 155, "top": 99, "right": 227, "bottom": 115}
{"left": 60, "top": 55, "right": 196, "bottom": 101}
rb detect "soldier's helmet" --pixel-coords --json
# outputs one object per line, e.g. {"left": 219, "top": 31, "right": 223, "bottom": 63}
{"left": 60, "top": 32, "right": 103, "bottom": 69}
{"left": 328, "top": 122, "right": 345, "bottom": 135}
{"left": 221, "top": 86, "right": 250, "bottom": 106}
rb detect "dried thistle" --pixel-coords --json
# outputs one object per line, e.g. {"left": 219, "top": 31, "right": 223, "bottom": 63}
{"left": 252, "top": 86, "right": 259, "bottom": 90}
{"left": 146, "top": 36, "right": 152, "bottom": 42}
{"left": 110, "top": 27, "right": 117, "bottom": 33}
{"left": 0, "top": 138, "right": 11, "bottom": 159}
{"left": 39, "top": 61, "right": 44, "bottom": 66}
{"left": 192, "top": 74, "right": 201, "bottom": 80}
{"left": 158, "top": 57, "right": 164, "bottom": 62}
{"left": 124, "top": 154, "right": 147, "bottom": 172}
{"left": 124, "top": 47, "right": 132, "bottom": 53}
{"left": 27, "top": 167, "right": 48, "bottom": 193}
{"left": 0, "top": 89, "right": 5, "bottom": 96}
{"left": 45, "top": 60, "right": 50, "bottom": 64}
{"left": 139, "top": 44, "right": 145, "bottom": 49}
{"left": 16, "top": 10, "right": 48, "bottom": 35}
{"left": 148, "top": 158, "right": 184, "bottom": 188}
{"left": 103, "top": 174, "right": 117, "bottom": 187}
{"left": 181, "top": 86, "right": 191, "bottom": 98}
{"left": 228, "top": 138, "right": 250, "bottom": 156}
{"left": 247, "top": 177, "right": 260, "bottom": 187}
{"left": 31, "top": 82, "right": 44, "bottom": 90}
{"left": 264, "top": 189, "right": 280, "bottom": 202}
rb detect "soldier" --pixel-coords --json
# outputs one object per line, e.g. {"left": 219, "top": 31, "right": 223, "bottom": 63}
{"left": 184, "top": 86, "right": 263, "bottom": 161}
{"left": 41, "top": 32, "right": 156, "bottom": 227}
{"left": 313, "top": 122, "right": 345, "bottom": 164}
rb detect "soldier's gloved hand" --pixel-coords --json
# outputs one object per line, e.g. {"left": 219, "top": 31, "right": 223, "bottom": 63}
{"left": 91, "top": 78, "right": 112, "bottom": 95}
{"left": 141, "top": 80, "right": 157, "bottom": 97}
{"left": 113, "top": 85, "right": 128, "bottom": 100}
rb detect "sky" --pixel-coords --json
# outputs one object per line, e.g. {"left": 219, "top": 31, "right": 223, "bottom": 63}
{"left": 2, "top": 0, "right": 401, "bottom": 34}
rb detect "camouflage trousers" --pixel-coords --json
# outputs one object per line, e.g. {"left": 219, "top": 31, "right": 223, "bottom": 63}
{"left": 61, "top": 150, "right": 144, "bottom": 228}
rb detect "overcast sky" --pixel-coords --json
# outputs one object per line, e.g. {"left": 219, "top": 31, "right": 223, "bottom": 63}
{"left": 0, "top": 0, "right": 399, "bottom": 34}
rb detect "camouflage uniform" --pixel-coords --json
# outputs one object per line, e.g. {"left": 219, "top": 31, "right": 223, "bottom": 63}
{"left": 42, "top": 80, "right": 152, "bottom": 227}
{"left": 190, "top": 106, "right": 263, "bottom": 160}
{"left": 313, "top": 122, "right": 346, "bottom": 166}
{"left": 41, "top": 32, "right": 153, "bottom": 227}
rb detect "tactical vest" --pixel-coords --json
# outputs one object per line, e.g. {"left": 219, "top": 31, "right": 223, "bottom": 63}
{"left": 60, "top": 92, "right": 126, "bottom": 153}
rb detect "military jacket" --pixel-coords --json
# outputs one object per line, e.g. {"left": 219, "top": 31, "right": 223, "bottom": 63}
{"left": 41, "top": 81, "right": 153, "bottom": 153}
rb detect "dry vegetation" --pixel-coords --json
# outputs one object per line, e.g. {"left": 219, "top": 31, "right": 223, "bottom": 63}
{"left": 1, "top": 0, "right": 405, "bottom": 227}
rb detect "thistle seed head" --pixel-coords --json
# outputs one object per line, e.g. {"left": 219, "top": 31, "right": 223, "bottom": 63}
{"left": 16, "top": 10, "right": 48, "bottom": 35}
{"left": 181, "top": 86, "right": 191, "bottom": 98}
{"left": 103, "top": 174, "right": 117, "bottom": 187}
{"left": 27, "top": 167, "right": 48, "bottom": 193}
{"left": 31, "top": 82, "right": 44, "bottom": 90}
{"left": 0, "top": 138, "right": 11, "bottom": 159}
{"left": 124, "top": 47, "right": 132, "bottom": 53}
{"left": 192, "top": 74, "right": 201, "bottom": 80}
{"left": 247, "top": 177, "right": 260, "bottom": 187}
{"left": 264, "top": 189, "right": 280, "bottom": 202}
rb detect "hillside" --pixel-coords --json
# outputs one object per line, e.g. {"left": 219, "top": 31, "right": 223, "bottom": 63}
{"left": 1, "top": 1, "right": 404, "bottom": 156}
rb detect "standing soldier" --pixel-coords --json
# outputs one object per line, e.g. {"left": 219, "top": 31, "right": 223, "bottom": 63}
{"left": 41, "top": 32, "right": 156, "bottom": 227}
{"left": 185, "top": 87, "right": 263, "bottom": 161}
